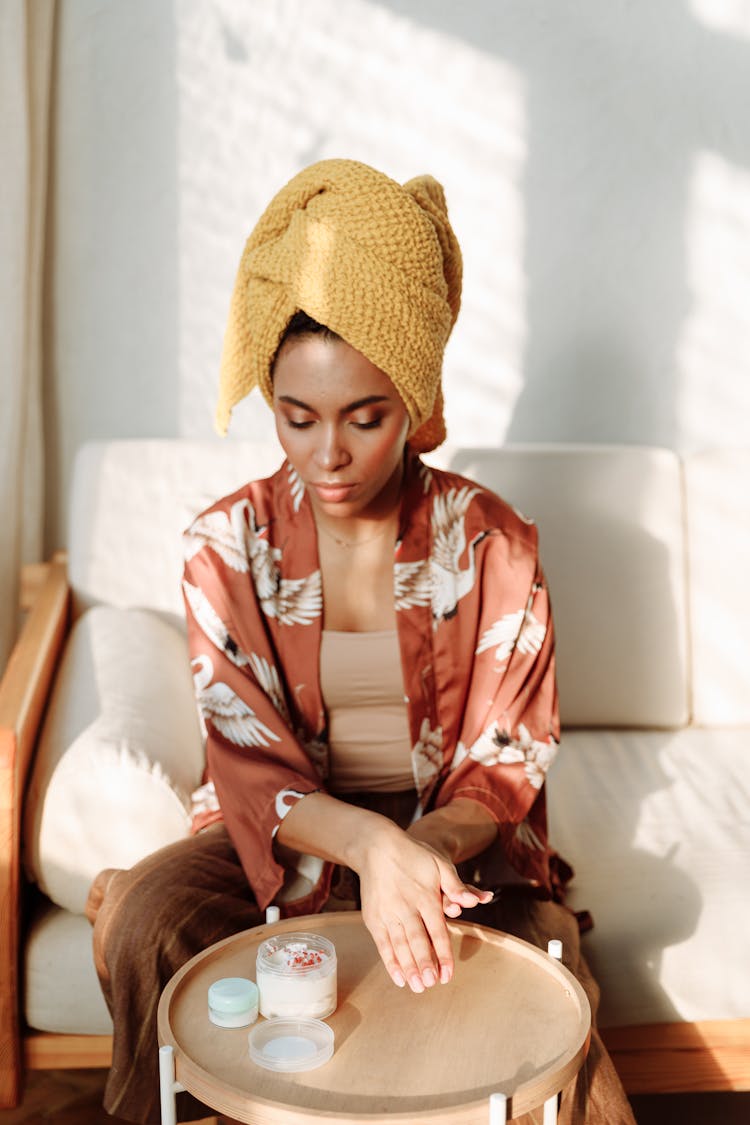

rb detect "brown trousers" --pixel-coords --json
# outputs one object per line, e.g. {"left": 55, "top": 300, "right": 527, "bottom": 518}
{"left": 88, "top": 812, "right": 635, "bottom": 1125}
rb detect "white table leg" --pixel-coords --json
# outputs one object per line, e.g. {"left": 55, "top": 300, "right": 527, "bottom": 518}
{"left": 547, "top": 938, "right": 563, "bottom": 962}
{"left": 159, "top": 1043, "right": 185, "bottom": 1125}
{"left": 543, "top": 940, "right": 563, "bottom": 1123}
{"left": 543, "top": 1092, "right": 559, "bottom": 1124}
{"left": 489, "top": 1091, "right": 508, "bottom": 1124}
{"left": 490, "top": 942, "right": 565, "bottom": 1125}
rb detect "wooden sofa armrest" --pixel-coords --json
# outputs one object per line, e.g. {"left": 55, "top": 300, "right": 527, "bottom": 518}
{"left": 0, "top": 557, "right": 70, "bottom": 1108}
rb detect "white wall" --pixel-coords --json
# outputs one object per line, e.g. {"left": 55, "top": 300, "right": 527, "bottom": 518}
{"left": 46, "top": 0, "right": 750, "bottom": 548}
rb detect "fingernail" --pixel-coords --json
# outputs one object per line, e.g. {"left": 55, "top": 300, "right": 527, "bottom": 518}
{"left": 440, "top": 964, "right": 452, "bottom": 984}
{"left": 422, "top": 968, "right": 437, "bottom": 988}
{"left": 410, "top": 974, "right": 425, "bottom": 993}
{"left": 393, "top": 970, "right": 406, "bottom": 988}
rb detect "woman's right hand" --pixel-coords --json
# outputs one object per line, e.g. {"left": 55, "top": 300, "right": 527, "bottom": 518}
{"left": 355, "top": 819, "right": 491, "bottom": 992}
{"left": 274, "top": 791, "right": 491, "bottom": 992}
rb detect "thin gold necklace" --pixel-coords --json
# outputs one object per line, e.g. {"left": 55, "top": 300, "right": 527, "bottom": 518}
{"left": 315, "top": 517, "right": 396, "bottom": 550}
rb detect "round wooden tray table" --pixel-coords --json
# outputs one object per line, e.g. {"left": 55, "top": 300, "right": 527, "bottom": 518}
{"left": 157, "top": 911, "right": 590, "bottom": 1124}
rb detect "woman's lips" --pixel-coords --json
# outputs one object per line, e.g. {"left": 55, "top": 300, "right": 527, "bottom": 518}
{"left": 313, "top": 482, "right": 357, "bottom": 503}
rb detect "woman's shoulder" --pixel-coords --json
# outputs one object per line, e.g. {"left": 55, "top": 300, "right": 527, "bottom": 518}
{"left": 416, "top": 457, "right": 539, "bottom": 549}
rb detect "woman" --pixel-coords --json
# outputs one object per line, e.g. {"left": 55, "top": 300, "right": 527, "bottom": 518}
{"left": 89, "top": 158, "right": 635, "bottom": 1124}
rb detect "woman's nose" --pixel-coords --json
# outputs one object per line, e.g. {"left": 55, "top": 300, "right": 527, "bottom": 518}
{"left": 315, "top": 426, "right": 350, "bottom": 471}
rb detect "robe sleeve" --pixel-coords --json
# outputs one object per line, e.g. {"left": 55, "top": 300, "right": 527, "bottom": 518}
{"left": 182, "top": 538, "right": 325, "bottom": 912}
{"left": 433, "top": 529, "right": 560, "bottom": 831}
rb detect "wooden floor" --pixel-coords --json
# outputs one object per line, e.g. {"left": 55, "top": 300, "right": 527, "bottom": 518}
{"left": 0, "top": 1070, "right": 219, "bottom": 1125}
{"left": 0, "top": 1069, "right": 126, "bottom": 1125}
{"left": 0, "top": 1068, "right": 749, "bottom": 1124}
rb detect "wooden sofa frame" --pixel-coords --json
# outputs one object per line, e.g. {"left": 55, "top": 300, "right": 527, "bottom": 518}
{"left": 1, "top": 561, "right": 748, "bottom": 1108}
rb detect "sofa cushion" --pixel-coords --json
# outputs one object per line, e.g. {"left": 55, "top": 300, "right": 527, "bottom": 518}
{"left": 24, "top": 605, "right": 205, "bottom": 914}
{"left": 684, "top": 448, "right": 750, "bottom": 726}
{"left": 438, "top": 445, "right": 690, "bottom": 728}
{"left": 548, "top": 728, "right": 750, "bottom": 1026}
{"left": 24, "top": 899, "right": 112, "bottom": 1034}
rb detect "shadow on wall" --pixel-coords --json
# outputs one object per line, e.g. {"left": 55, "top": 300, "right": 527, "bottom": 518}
{"left": 42, "top": 0, "right": 181, "bottom": 556}
{"left": 379, "top": 0, "right": 750, "bottom": 451}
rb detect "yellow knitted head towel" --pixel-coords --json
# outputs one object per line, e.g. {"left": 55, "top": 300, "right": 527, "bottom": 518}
{"left": 215, "top": 158, "right": 462, "bottom": 452}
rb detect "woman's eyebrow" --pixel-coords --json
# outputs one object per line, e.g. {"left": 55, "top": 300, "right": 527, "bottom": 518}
{"left": 343, "top": 395, "right": 390, "bottom": 412}
{"left": 278, "top": 395, "right": 314, "bottom": 410}
{"left": 278, "top": 394, "right": 390, "bottom": 412}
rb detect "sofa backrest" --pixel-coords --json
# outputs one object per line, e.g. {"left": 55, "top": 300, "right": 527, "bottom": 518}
{"left": 683, "top": 448, "right": 750, "bottom": 728}
{"left": 436, "top": 444, "right": 689, "bottom": 730}
{"left": 67, "top": 440, "right": 690, "bottom": 731}
{"left": 68, "top": 439, "right": 286, "bottom": 621}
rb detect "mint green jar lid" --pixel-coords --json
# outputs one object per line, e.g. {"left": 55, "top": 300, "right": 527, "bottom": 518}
{"left": 208, "top": 977, "right": 258, "bottom": 1014}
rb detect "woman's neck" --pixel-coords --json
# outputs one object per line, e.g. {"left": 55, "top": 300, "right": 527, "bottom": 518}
{"left": 315, "top": 512, "right": 400, "bottom": 632}
{"left": 314, "top": 508, "right": 399, "bottom": 550}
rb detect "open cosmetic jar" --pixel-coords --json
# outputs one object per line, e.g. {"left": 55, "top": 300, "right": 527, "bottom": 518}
{"left": 256, "top": 932, "right": 337, "bottom": 1020}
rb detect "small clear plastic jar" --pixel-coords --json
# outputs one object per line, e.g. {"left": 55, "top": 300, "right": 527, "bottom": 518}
{"left": 207, "top": 977, "right": 259, "bottom": 1028}
{"left": 256, "top": 932, "right": 337, "bottom": 1020}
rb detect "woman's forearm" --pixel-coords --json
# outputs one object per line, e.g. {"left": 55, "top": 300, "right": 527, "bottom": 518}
{"left": 277, "top": 791, "right": 497, "bottom": 871}
{"left": 407, "top": 798, "right": 497, "bottom": 864}
{"left": 274, "top": 790, "right": 399, "bottom": 870}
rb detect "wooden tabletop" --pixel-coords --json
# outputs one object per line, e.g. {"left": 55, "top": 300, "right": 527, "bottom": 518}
{"left": 157, "top": 912, "right": 590, "bottom": 1124}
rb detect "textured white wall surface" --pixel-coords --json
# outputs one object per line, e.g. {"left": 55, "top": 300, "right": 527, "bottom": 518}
{"left": 46, "top": 0, "right": 750, "bottom": 546}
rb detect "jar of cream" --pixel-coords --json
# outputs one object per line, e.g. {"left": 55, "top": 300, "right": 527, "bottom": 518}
{"left": 207, "top": 977, "right": 259, "bottom": 1028}
{"left": 256, "top": 932, "right": 337, "bottom": 1020}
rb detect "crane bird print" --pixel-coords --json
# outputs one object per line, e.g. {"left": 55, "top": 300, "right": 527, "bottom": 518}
{"left": 191, "top": 654, "right": 280, "bottom": 748}
{"left": 476, "top": 585, "right": 547, "bottom": 669}
{"left": 394, "top": 486, "right": 487, "bottom": 623}
{"left": 185, "top": 497, "right": 322, "bottom": 626}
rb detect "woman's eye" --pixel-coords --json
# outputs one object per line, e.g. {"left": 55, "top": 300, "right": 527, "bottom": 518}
{"left": 287, "top": 418, "right": 314, "bottom": 430}
{"left": 353, "top": 418, "right": 382, "bottom": 430}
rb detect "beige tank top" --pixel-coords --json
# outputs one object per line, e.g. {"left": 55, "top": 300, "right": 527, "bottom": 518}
{"left": 320, "top": 630, "right": 414, "bottom": 793}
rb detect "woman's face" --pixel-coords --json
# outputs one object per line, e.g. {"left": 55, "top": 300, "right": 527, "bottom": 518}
{"left": 273, "top": 334, "right": 410, "bottom": 522}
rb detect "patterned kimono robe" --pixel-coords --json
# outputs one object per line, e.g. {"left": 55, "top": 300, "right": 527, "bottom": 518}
{"left": 182, "top": 449, "right": 566, "bottom": 915}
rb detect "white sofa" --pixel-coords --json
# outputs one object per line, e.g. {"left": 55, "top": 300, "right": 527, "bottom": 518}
{"left": 1, "top": 439, "right": 748, "bottom": 1107}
